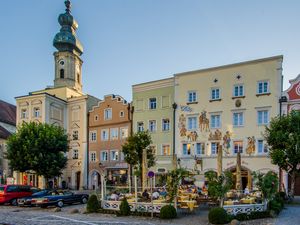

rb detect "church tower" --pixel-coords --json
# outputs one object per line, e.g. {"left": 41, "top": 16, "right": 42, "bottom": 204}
{"left": 53, "top": 0, "right": 83, "bottom": 92}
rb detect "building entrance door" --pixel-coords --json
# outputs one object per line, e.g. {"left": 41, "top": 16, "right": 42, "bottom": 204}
{"left": 76, "top": 171, "right": 81, "bottom": 190}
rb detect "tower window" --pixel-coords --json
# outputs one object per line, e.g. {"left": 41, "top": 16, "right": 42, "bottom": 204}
{"left": 77, "top": 73, "right": 80, "bottom": 82}
{"left": 60, "top": 69, "right": 64, "bottom": 78}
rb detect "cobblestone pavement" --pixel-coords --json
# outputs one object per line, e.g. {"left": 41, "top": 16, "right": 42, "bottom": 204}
{"left": 275, "top": 205, "right": 300, "bottom": 225}
{"left": 0, "top": 204, "right": 210, "bottom": 225}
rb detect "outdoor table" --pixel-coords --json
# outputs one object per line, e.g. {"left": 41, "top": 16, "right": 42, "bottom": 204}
{"left": 180, "top": 200, "right": 197, "bottom": 211}
{"left": 224, "top": 200, "right": 234, "bottom": 205}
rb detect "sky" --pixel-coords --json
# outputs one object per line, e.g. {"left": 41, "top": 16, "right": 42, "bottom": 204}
{"left": 0, "top": 0, "right": 300, "bottom": 105}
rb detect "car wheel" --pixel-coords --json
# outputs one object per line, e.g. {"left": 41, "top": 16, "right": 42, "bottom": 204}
{"left": 81, "top": 197, "right": 88, "bottom": 204}
{"left": 57, "top": 200, "right": 64, "bottom": 208}
{"left": 10, "top": 199, "right": 18, "bottom": 206}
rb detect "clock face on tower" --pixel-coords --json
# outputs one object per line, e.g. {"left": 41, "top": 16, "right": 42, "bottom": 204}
{"left": 59, "top": 60, "right": 64, "bottom": 66}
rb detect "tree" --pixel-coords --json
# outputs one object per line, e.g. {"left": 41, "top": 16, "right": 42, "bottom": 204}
{"left": 264, "top": 111, "right": 300, "bottom": 196}
{"left": 6, "top": 122, "right": 68, "bottom": 184}
{"left": 122, "top": 131, "right": 155, "bottom": 176}
{"left": 252, "top": 171, "right": 278, "bottom": 201}
{"left": 204, "top": 170, "right": 233, "bottom": 207}
{"left": 166, "top": 168, "right": 188, "bottom": 204}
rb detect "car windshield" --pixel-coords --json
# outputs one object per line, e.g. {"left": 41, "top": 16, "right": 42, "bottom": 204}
{"left": 0, "top": 186, "right": 5, "bottom": 192}
{"left": 32, "top": 190, "right": 48, "bottom": 196}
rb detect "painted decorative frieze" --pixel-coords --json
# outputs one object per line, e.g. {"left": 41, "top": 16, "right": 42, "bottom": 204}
{"left": 208, "top": 129, "right": 222, "bottom": 141}
{"left": 246, "top": 136, "right": 256, "bottom": 155}
{"left": 222, "top": 131, "right": 231, "bottom": 155}
{"left": 199, "top": 110, "right": 210, "bottom": 132}
{"left": 187, "top": 131, "right": 198, "bottom": 142}
{"left": 178, "top": 114, "right": 187, "bottom": 137}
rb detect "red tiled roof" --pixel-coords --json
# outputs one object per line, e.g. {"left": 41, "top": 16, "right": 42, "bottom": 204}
{"left": 0, "top": 100, "right": 16, "bottom": 126}
{"left": 0, "top": 125, "right": 11, "bottom": 139}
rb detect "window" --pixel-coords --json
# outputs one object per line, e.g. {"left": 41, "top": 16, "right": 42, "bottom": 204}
{"left": 183, "top": 143, "right": 191, "bottom": 155}
{"left": 90, "top": 152, "right": 96, "bottom": 162}
{"left": 137, "top": 122, "right": 144, "bottom": 132}
{"left": 60, "top": 69, "right": 64, "bottom": 79}
{"left": 111, "top": 150, "right": 119, "bottom": 161}
{"left": 120, "top": 127, "right": 128, "bottom": 139}
{"left": 101, "top": 129, "right": 109, "bottom": 141}
{"left": 257, "top": 110, "right": 269, "bottom": 125}
{"left": 33, "top": 107, "right": 40, "bottom": 118}
{"left": 162, "top": 119, "right": 170, "bottom": 131}
{"left": 211, "top": 142, "right": 218, "bottom": 155}
{"left": 149, "top": 120, "right": 156, "bottom": 132}
{"left": 110, "top": 128, "right": 119, "bottom": 140}
{"left": 258, "top": 140, "right": 268, "bottom": 154}
{"left": 257, "top": 81, "right": 269, "bottom": 94}
{"left": 233, "top": 112, "right": 244, "bottom": 127}
{"left": 120, "top": 111, "right": 124, "bottom": 117}
{"left": 94, "top": 115, "right": 99, "bottom": 121}
{"left": 211, "top": 115, "right": 221, "bottom": 128}
{"left": 187, "top": 117, "right": 197, "bottom": 130}
{"left": 211, "top": 88, "right": 220, "bottom": 100}
{"left": 90, "top": 131, "right": 97, "bottom": 142}
{"left": 73, "top": 149, "right": 79, "bottom": 159}
{"left": 104, "top": 108, "right": 112, "bottom": 120}
{"left": 21, "top": 109, "right": 27, "bottom": 119}
{"left": 162, "top": 144, "right": 171, "bottom": 156}
{"left": 73, "top": 130, "right": 79, "bottom": 140}
{"left": 233, "top": 85, "right": 244, "bottom": 97}
{"left": 149, "top": 98, "right": 157, "bottom": 109}
{"left": 101, "top": 151, "right": 108, "bottom": 161}
{"left": 233, "top": 141, "right": 243, "bottom": 154}
{"left": 187, "top": 91, "right": 197, "bottom": 103}
{"left": 196, "top": 143, "right": 205, "bottom": 155}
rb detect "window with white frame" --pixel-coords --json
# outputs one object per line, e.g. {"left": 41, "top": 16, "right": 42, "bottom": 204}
{"left": 101, "top": 129, "right": 109, "bottom": 141}
{"left": 182, "top": 143, "right": 191, "bottom": 156}
{"left": 258, "top": 140, "right": 268, "bottom": 154}
{"left": 233, "top": 84, "right": 244, "bottom": 97}
{"left": 72, "top": 149, "right": 79, "bottom": 159}
{"left": 137, "top": 122, "right": 144, "bottom": 132}
{"left": 90, "top": 151, "right": 96, "bottom": 162}
{"left": 162, "top": 144, "right": 171, "bottom": 156}
{"left": 233, "top": 141, "right": 243, "bottom": 154}
{"left": 187, "top": 91, "right": 197, "bottom": 103}
{"left": 149, "top": 98, "right": 157, "bottom": 109}
{"left": 110, "top": 150, "right": 119, "bottom": 161}
{"left": 211, "top": 142, "right": 218, "bottom": 155}
{"left": 196, "top": 143, "right": 205, "bottom": 155}
{"left": 90, "top": 131, "right": 97, "bottom": 142}
{"left": 104, "top": 108, "right": 112, "bottom": 120}
{"left": 233, "top": 112, "right": 244, "bottom": 127}
{"left": 211, "top": 88, "right": 220, "bottom": 100}
{"left": 110, "top": 128, "right": 119, "bottom": 140}
{"left": 21, "top": 109, "right": 27, "bottom": 119}
{"left": 33, "top": 107, "right": 40, "bottom": 117}
{"left": 211, "top": 114, "right": 221, "bottom": 128}
{"left": 257, "top": 81, "right": 269, "bottom": 94}
{"left": 149, "top": 120, "right": 156, "bottom": 132}
{"left": 187, "top": 117, "right": 197, "bottom": 130}
{"left": 257, "top": 110, "right": 269, "bottom": 125}
{"left": 73, "top": 130, "right": 79, "bottom": 140}
{"left": 162, "top": 118, "right": 170, "bottom": 131}
{"left": 120, "top": 127, "right": 128, "bottom": 139}
{"left": 101, "top": 151, "right": 108, "bottom": 161}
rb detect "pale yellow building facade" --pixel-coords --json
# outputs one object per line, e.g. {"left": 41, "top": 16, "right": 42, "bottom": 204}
{"left": 174, "top": 56, "right": 283, "bottom": 189}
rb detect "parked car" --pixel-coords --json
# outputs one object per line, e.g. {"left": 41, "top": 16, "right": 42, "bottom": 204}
{"left": 17, "top": 189, "right": 56, "bottom": 206}
{"left": 32, "top": 191, "right": 89, "bottom": 208}
{"left": 0, "top": 185, "right": 33, "bottom": 205}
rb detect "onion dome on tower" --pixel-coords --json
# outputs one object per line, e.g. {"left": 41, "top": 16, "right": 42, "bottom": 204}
{"left": 53, "top": 0, "right": 83, "bottom": 56}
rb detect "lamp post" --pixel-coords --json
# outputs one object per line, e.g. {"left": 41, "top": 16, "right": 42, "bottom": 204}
{"left": 172, "top": 103, "right": 177, "bottom": 169}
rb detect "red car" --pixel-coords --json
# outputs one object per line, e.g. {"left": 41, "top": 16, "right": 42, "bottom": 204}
{"left": 0, "top": 185, "right": 33, "bottom": 205}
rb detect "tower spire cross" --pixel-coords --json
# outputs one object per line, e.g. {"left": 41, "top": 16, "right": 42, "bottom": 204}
{"left": 65, "top": 0, "right": 71, "bottom": 13}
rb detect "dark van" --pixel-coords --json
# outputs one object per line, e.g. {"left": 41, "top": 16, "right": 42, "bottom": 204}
{"left": 0, "top": 185, "right": 33, "bottom": 205}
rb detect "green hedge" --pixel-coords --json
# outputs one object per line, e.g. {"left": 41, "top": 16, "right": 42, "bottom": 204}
{"left": 119, "top": 198, "right": 131, "bottom": 216}
{"left": 86, "top": 194, "right": 101, "bottom": 213}
{"left": 208, "top": 207, "right": 230, "bottom": 224}
{"left": 160, "top": 205, "right": 177, "bottom": 219}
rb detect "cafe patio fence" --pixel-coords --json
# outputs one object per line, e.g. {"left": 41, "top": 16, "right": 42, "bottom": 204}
{"left": 223, "top": 202, "right": 268, "bottom": 216}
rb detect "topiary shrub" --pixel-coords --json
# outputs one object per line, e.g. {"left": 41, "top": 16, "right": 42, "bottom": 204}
{"left": 160, "top": 205, "right": 177, "bottom": 219}
{"left": 208, "top": 207, "right": 229, "bottom": 224}
{"left": 119, "top": 198, "right": 131, "bottom": 216}
{"left": 269, "top": 199, "right": 283, "bottom": 214}
{"left": 86, "top": 194, "right": 100, "bottom": 213}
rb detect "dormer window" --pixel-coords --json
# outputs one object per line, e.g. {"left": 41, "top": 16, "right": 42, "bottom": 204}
{"left": 60, "top": 69, "right": 64, "bottom": 79}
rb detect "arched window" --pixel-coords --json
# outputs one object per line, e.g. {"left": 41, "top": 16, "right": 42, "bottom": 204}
{"left": 60, "top": 69, "right": 64, "bottom": 78}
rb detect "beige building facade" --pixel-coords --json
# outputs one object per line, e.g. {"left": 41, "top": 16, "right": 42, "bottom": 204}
{"left": 88, "top": 95, "right": 132, "bottom": 189}
{"left": 174, "top": 56, "right": 283, "bottom": 189}
{"left": 14, "top": 1, "right": 99, "bottom": 189}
